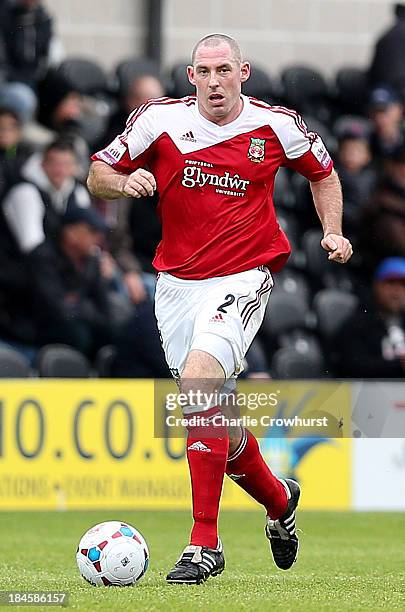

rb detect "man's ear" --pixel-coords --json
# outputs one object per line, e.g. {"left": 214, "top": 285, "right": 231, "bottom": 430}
{"left": 240, "top": 61, "right": 251, "bottom": 83}
{"left": 187, "top": 65, "right": 196, "bottom": 86}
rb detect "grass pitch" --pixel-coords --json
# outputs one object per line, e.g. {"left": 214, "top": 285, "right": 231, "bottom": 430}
{"left": 0, "top": 511, "right": 404, "bottom": 611}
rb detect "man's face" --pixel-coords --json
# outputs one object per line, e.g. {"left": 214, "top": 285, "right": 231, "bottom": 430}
{"left": 374, "top": 279, "right": 405, "bottom": 314}
{"left": 0, "top": 113, "right": 22, "bottom": 150}
{"left": 370, "top": 103, "right": 403, "bottom": 135}
{"left": 125, "top": 76, "right": 165, "bottom": 112}
{"left": 187, "top": 42, "right": 250, "bottom": 125}
{"left": 42, "top": 149, "right": 77, "bottom": 190}
{"left": 62, "top": 223, "right": 102, "bottom": 259}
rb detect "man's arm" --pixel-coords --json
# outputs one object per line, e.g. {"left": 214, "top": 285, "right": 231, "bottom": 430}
{"left": 310, "top": 169, "right": 353, "bottom": 264}
{"left": 87, "top": 160, "right": 156, "bottom": 200}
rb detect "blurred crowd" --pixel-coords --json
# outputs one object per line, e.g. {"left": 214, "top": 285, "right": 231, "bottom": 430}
{"left": 0, "top": 0, "right": 404, "bottom": 379}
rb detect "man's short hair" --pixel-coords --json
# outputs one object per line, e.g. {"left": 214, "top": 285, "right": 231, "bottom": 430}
{"left": 43, "top": 139, "right": 77, "bottom": 160}
{"left": 191, "top": 34, "right": 242, "bottom": 65}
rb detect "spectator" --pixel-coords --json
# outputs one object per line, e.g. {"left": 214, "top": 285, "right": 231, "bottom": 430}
{"left": 1, "top": 0, "right": 53, "bottom": 87}
{"left": 0, "top": 107, "right": 32, "bottom": 200}
{"left": 337, "top": 258, "right": 405, "bottom": 378}
{"left": 21, "top": 69, "right": 90, "bottom": 172}
{"left": 335, "top": 122, "right": 376, "bottom": 237}
{"left": 368, "top": 3, "right": 405, "bottom": 100}
{"left": 28, "top": 206, "right": 115, "bottom": 357}
{"left": 2, "top": 139, "right": 90, "bottom": 256}
{"left": 103, "top": 74, "right": 165, "bottom": 145}
{"left": 360, "top": 144, "right": 405, "bottom": 266}
{"left": 98, "top": 74, "right": 165, "bottom": 301}
{"left": 368, "top": 86, "right": 405, "bottom": 160}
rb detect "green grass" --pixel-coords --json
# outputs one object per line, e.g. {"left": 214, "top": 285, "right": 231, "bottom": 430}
{"left": 0, "top": 511, "right": 404, "bottom": 611}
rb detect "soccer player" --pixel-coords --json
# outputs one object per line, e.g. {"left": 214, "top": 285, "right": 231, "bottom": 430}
{"left": 87, "top": 33, "right": 353, "bottom": 584}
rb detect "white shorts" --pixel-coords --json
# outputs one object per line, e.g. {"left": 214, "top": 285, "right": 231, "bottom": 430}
{"left": 154, "top": 266, "right": 273, "bottom": 381}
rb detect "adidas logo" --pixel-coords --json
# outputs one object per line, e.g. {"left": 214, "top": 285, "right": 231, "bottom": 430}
{"left": 209, "top": 313, "right": 225, "bottom": 324}
{"left": 180, "top": 130, "right": 197, "bottom": 142}
{"left": 187, "top": 441, "right": 211, "bottom": 452}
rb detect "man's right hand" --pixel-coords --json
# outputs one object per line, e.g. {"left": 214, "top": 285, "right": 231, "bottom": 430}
{"left": 121, "top": 168, "right": 156, "bottom": 198}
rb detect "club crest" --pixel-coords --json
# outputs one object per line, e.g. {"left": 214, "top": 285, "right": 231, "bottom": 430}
{"left": 248, "top": 137, "right": 266, "bottom": 163}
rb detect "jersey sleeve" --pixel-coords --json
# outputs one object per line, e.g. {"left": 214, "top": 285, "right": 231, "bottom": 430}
{"left": 91, "top": 103, "right": 156, "bottom": 173}
{"left": 275, "top": 110, "right": 333, "bottom": 181}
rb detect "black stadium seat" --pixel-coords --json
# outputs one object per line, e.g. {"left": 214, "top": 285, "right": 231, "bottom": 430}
{"left": 314, "top": 289, "right": 359, "bottom": 340}
{"left": 334, "top": 67, "right": 368, "bottom": 116}
{"left": 37, "top": 345, "right": 91, "bottom": 378}
{"left": 58, "top": 58, "right": 109, "bottom": 95}
{"left": 169, "top": 62, "right": 195, "bottom": 98}
{"left": 115, "top": 57, "right": 160, "bottom": 94}
{"left": 242, "top": 64, "right": 275, "bottom": 103}
{"left": 262, "top": 292, "right": 310, "bottom": 336}
{"left": 281, "top": 65, "right": 331, "bottom": 123}
{"left": 271, "top": 346, "right": 324, "bottom": 379}
{"left": 0, "top": 346, "right": 30, "bottom": 378}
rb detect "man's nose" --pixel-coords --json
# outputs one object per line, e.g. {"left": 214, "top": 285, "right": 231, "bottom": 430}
{"left": 208, "top": 71, "right": 219, "bottom": 87}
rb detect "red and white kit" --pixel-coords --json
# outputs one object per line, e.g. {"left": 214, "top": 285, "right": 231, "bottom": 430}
{"left": 93, "top": 95, "right": 333, "bottom": 377}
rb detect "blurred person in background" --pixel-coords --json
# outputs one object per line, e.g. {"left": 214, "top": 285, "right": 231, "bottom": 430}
{"left": 1, "top": 0, "right": 53, "bottom": 87}
{"left": 0, "top": 107, "right": 32, "bottom": 200}
{"left": 19, "top": 69, "right": 91, "bottom": 174}
{"left": 335, "top": 122, "right": 376, "bottom": 239}
{"left": 103, "top": 74, "right": 165, "bottom": 145}
{"left": 2, "top": 139, "right": 91, "bottom": 257}
{"left": 368, "top": 86, "right": 405, "bottom": 160}
{"left": 337, "top": 257, "right": 405, "bottom": 377}
{"left": 360, "top": 144, "right": 405, "bottom": 267}
{"left": 28, "top": 206, "right": 115, "bottom": 357}
{"left": 368, "top": 3, "right": 405, "bottom": 100}
{"left": 99, "top": 73, "right": 166, "bottom": 302}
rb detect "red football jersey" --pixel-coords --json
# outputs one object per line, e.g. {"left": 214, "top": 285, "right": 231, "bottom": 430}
{"left": 92, "top": 95, "right": 333, "bottom": 279}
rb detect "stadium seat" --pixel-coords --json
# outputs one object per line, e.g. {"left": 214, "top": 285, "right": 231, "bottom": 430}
{"left": 37, "top": 345, "right": 91, "bottom": 378}
{"left": 274, "top": 167, "right": 296, "bottom": 210}
{"left": 334, "top": 67, "right": 368, "bottom": 116}
{"left": 115, "top": 57, "right": 160, "bottom": 94}
{"left": 58, "top": 58, "right": 109, "bottom": 95}
{"left": 242, "top": 64, "right": 276, "bottom": 103}
{"left": 169, "top": 62, "right": 195, "bottom": 98}
{"left": 263, "top": 292, "right": 310, "bottom": 336}
{"left": 280, "top": 65, "right": 331, "bottom": 122}
{"left": 314, "top": 289, "right": 358, "bottom": 339}
{"left": 271, "top": 346, "right": 324, "bottom": 379}
{"left": 301, "top": 229, "right": 330, "bottom": 278}
{"left": 272, "top": 268, "right": 311, "bottom": 304}
{"left": 95, "top": 345, "right": 117, "bottom": 378}
{"left": 0, "top": 346, "right": 30, "bottom": 378}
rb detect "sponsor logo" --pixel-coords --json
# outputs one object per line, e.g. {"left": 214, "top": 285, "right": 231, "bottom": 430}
{"left": 248, "top": 137, "right": 266, "bottom": 163}
{"left": 181, "top": 165, "right": 250, "bottom": 194}
{"left": 180, "top": 130, "right": 197, "bottom": 142}
{"left": 187, "top": 441, "right": 211, "bottom": 452}
{"left": 228, "top": 473, "right": 246, "bottom": 481}
{"left": 121, "top": 557, "right": 130, "bottom": 567}
{"left": 311, "top": 137, "right": 331, "bottom": 169}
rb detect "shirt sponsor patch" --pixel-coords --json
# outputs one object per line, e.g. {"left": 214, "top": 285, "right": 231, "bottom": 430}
{"left": 99, "top": 137, "right": 127, "bottom": 164}
{"left": 311, "top": 137, "right": 331, "bottom": 169}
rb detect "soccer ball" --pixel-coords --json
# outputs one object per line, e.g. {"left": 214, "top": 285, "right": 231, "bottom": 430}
{"left": 76, "top": 521, "right": 149, "bottom": 586}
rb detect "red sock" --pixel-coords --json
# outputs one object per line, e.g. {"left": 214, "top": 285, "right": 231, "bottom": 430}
{"left": 226, "top": 428, "right": 288, "bottom": 519}
{"left": 186, "top": 409, "right": 229, "bottom": 549}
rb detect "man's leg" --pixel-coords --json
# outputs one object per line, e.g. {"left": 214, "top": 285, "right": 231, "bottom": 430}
{"left": 226, "top": 427, "right": 288, "bottom": 519}
{"left": 226, "top": 427, "right": 300, "bottom": 570}
{"left": 166, "top": 349, "right": 228, "bottom": 584}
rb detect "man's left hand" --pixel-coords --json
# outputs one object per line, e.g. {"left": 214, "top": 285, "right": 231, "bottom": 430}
{"left": 321, "top": 233, "right": 353, "bottom": 264}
